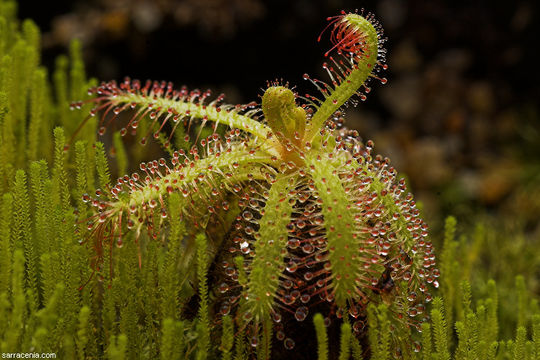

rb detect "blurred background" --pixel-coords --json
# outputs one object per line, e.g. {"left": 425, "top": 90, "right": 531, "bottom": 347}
{"left": 18, "top": 0, "right": 539, "bottom": 246}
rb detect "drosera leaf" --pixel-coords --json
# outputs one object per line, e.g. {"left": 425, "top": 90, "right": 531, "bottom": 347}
{"left": 245, "top": 175, "right": 295, "bottom": 323}
{"left": 307, "top": 152, "right": 364, "bottom": 308}
{"left": 81, "top": 143, "right": 273, "bottom": 272}
{"left": 71, "top": 79, "right": 276, "bottom": 152}
{"left": 305, "top": 11, "right": 387, "bottom": 143}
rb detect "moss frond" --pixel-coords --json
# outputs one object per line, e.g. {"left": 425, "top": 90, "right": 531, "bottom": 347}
{"left": 113, "top": 131, "right": 128, "bottom": 176}
{"left": 76, "top": 305, "right": 90, "bottom": 359}
{"left": 220, "top": 315, "right": 234, "bottom": 360}
{"left": 27, "top": 68, "right": 47, "bottom": 161}
{"left": 5, "top": 250, "right": 27, "bottom": 351}
{"left": 0, "top": 192, "right": 13, "bottom": 294}
{"left": 338, "top": 322, "right": 352, "bottom": 360}
{"left": 313, "top": 313, "right": 328, "bottom": 360}
{"left": 12, "top": 170, "right": 39, "bottom": 307}
{"left": 160, "top": 318, "right": 185, "bottom": 360}
{"left": 94, "top": 141, "right": 111, "bottom": 190}
{"left": 107, "top": 334, "right": 127, "bottom": 360}
{"left": 196, "top": 233, "right": 210, "bottom": 359}
{"left": 431, "top": 298, "right": 451, "bottom": 360}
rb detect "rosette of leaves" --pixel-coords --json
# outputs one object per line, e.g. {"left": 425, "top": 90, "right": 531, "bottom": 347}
{"left": 75, "top": 11, "right": 437, "bottom": 357}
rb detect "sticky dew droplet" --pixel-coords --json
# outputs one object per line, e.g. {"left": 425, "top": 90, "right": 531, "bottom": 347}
{"left": 284, "top": 338, "right": 295, "bottom": 350}
{"left": 295, "top": 306, "right": 308, "bottom": 321}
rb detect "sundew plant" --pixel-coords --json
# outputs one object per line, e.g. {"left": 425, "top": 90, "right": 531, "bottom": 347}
{"left": 0, "top": 1, "right": 539, "bottom": 359}
{"left": 72, "top": 8, "right": 434, "bottom": 357}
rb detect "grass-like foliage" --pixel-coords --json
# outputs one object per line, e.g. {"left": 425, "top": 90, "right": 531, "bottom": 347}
{"left": 0, "top": 1, "right": 538, "bottom": 359}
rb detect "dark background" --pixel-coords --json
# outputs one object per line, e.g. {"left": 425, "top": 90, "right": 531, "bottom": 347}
{"left": 18, "top": 0, "right": 540, "bottom": 230}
